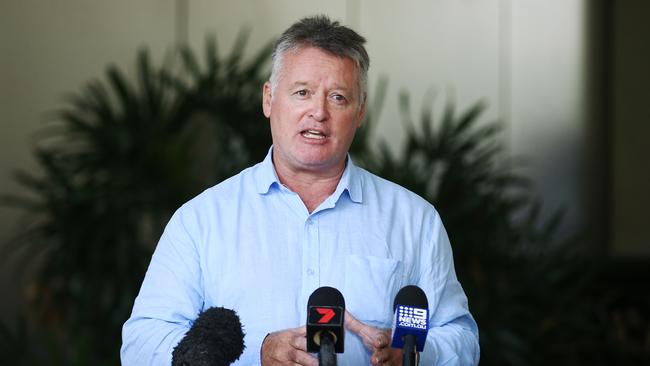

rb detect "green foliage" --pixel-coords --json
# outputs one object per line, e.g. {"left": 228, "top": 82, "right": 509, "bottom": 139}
{"left": 3, "top": 50, "right": 191, "bottom": 365}
{"left": 353, "top": 89, "right": 593, "bottom": 365}
{"left": 165, "top": 31, "right": 273, "bottom": 183}
{"left": 1, "top": 34, "right": 271, "bottom": 364}
{"left": 355, "top": 89, "right": 649, "bottom": 365}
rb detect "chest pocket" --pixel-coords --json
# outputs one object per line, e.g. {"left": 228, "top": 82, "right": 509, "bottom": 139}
{"left": 343, "top": 254, "right": 404, "bottom": 328}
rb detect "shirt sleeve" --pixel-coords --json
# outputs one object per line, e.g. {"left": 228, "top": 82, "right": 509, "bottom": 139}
{"left": 418, "top": 212, "right": 480, "bottom": 365}
{"left": 121, "top": 208, "right": 204, "bottom": 365}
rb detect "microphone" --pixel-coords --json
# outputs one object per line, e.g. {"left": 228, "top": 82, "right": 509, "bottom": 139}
{"left": 172, "top": 307, "right": 245, "bottom": 366}
{"left": 390, "top": 285, "right": 429, "bottom": 366}
{"left": 306, "top": 286, "right": 345, "bottom": 366}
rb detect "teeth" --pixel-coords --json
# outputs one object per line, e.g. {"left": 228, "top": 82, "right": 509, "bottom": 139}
{"left": 302, "top": 130, "right": 325, "bottom": 139}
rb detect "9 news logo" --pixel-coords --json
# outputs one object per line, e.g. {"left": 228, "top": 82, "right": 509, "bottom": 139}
{"left": 397, "top": 305, "right": 428, "bottom": 330}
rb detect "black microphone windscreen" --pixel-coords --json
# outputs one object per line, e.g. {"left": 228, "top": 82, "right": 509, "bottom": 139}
{"left": 393, "top": 285, "right": 428, "bottom": 311}
{"left": 172, "top": 307, "right": 245, "bottom": 366}
{"left": 307, "top": 286, "right": 345, "bottom": 308}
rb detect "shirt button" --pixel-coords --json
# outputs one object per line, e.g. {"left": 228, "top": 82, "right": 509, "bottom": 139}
{"left": 307, "top": 268, "right": 315, "bottom": 276}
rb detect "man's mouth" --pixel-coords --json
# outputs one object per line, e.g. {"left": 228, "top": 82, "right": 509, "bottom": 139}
{"left": 301, "top": 129, "right": 327, "bottom": 140}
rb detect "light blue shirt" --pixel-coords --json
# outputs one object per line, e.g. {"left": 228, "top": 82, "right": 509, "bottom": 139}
{"left": 121, "top": 148, "right": 479, "bottom": 365}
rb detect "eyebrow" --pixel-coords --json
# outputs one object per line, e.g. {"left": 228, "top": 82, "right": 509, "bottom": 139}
{"left": 287, "top": 81, "right": 355, "bottom": 100}
{"left": 289, "top": 81, "right": 352, "bottom": 91}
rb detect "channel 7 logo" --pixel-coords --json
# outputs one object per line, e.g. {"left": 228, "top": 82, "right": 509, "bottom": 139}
{"left": 308, "top": 306, "right": 343, "bottom": 326}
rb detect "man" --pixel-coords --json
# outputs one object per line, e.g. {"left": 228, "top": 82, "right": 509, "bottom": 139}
{"left": 121, "top": 15, "right": 479, "bottom": 365}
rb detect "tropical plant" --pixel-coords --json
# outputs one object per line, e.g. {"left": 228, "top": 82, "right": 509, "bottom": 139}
{"left": 163, "top": 32, "right": 273, "bottom": 184}
{"left": 355, "top": 90, "right": 602, "bottom": 365}
{"left": 1, "top": 34, "right": 272, "bottom": 365}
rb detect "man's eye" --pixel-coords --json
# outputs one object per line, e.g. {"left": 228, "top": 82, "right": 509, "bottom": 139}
{"left": 332, "top": 94, "right": 347, "bottom": 103}
{"left": 295, "top": 90, "right": 308, "bottom": 97}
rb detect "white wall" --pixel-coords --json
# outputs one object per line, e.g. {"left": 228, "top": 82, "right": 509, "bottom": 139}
{"left": 509, "top": 0, "right": 589, "bottom": 236}
{"left": 360, "top": 0, "right": 502, "bottom": 154}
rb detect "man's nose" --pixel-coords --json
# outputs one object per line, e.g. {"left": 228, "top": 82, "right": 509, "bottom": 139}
{"left": 309, "top": 94, "right": 329, "bottom": 122}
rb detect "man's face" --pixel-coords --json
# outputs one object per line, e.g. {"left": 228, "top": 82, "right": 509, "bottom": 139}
{"left": 262, "top": 47, "right": 365, "bottom": 177}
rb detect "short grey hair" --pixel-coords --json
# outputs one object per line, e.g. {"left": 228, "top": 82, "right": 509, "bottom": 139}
{"left": 270, "top": 15, "right": 370, "bottom": 103}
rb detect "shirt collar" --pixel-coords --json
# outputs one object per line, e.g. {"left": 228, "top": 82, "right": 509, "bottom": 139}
{"left": 336, "top": 155, "right": 363, "bottom": 204}
{"left": 254, "top": 147, "right": 281, "bottom": 194}
{"left": 254, "top": 146, "right": 363, "bottom": 204}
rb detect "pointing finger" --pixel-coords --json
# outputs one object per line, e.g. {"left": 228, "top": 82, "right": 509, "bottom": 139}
{"left": 344, "top": 310, "right": 391, "bottom": 350}
{"left": 344, "top": 310, "right": 365, "bottom": 335}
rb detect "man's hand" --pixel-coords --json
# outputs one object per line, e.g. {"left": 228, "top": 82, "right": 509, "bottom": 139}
{"left": 345, "top": 311, "right": 402, "bottom": 365}
{"left": 260, "top": 326, "right": 318, "bottom": 366}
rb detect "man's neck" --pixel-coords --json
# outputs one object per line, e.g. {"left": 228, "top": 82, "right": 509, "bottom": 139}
{"left": 275, "top": 163, "right": 345, "bottom": 214}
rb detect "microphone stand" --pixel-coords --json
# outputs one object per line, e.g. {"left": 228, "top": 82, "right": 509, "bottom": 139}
{"left": 318, "top": 332, "right": 337, "bottom": 366}
{"left": 402, "top": 334, "right": 417, "bottom": 366}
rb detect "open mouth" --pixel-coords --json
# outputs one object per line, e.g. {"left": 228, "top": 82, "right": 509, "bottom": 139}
{"left": 301, "top": 129, "right": 327, "bottom": 140}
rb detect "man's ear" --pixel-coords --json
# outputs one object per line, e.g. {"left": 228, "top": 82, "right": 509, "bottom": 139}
{"left": 262, "top": 82, "right": 272, "bottom": 118}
